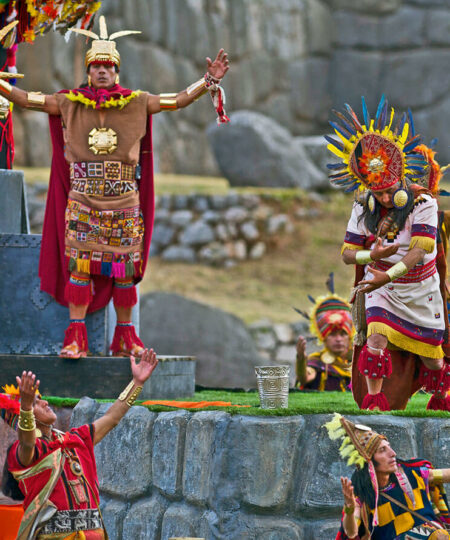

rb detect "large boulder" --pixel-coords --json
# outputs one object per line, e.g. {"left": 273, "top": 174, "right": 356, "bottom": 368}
{"left": 207, "top": 110, "right": 327, "bottom": 190}
{"left": 140, "top": 291, "right": 264, "bottom": 388}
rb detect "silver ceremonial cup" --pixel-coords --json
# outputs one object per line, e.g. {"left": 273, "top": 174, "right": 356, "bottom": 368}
{"left": 255, "top": 365, "right": 290, "bottom": 409}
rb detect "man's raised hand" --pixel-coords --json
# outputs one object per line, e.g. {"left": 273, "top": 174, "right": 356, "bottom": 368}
{"left": 206, "top": 49, "right": 229, "bottom": 80}
{"left": 130, "top": 348, "right": 158, "bottom": 386}
{"left": 16, "top": 371, "right": 39, "bottom": 410}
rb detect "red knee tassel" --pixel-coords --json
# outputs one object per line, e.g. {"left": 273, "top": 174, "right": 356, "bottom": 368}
{"left": 110, "top": 324, "right": 144, "bottom": 354}
{"left": 63, "top": 322, "right": 88, "bottom": 352}
{"left": 358, "top": 343, "right": 392, "bottom": 379}
{"left": 65, "top": 279, "right": 92, "bottom": 306}
{"left": 426, "top": 393, "right": 450, "bottom": 411}
{"left": 112, "top": 284, "right": 137, "bottom": 307}
{"left": 361, "top": 392, "right": 390, "bottom": 411}
{"left": 418, "top": 363, "right": 445, "bottom": 392}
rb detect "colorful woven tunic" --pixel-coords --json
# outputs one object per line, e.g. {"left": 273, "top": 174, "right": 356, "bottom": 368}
{"left": 343, "top": 194, "right": 444, "bottom": 359}
{"left": 39, "top": 85, "right": 155, "bottom": 312}
{"left": 7, "top": 424, "right": 105, "bottom": 539}
{"left": 55, "top": 90, "right": 150, "bottom": 279}
{"left": 336, "top": 462, "right": 450, "bottom": 539}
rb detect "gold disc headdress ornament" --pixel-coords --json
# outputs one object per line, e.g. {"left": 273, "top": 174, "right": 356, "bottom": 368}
{"left": 325, "top": 95, "right": 429, "bottom": 203}
{"left": 71, "top": 15, "right": 141, "bottom": 69}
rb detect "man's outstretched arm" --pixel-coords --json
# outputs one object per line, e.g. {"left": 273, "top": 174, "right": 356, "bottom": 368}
{"left": 93, "top": 348, "right": 158, "bottom": 445}
{"left": 430, "top": 468, "right": 450, "bottom": 484}
{"left": 0, "top": 77, "right": 60, "bottom": 114}
{"left": 146, "top": 48, "right": 229, "bottom": 114}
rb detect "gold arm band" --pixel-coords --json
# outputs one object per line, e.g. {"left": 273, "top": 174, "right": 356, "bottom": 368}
{"left": 386, "top": 261, "right": 408, "bottom": 281}
{"left": 186, "top": 78, "right": 207, "bottom": 96}
{"left": 0, "top": 78, "right": 12, "bottom": 95}
{"left": 118, "top": 381, "right": 143, "bottom": 407}
{"left": 160, "top": 98, "right": 178, "bottom": 111}
{"left": 18, "top": 408, "right": 36, "bottom": 431}
{"left": 28, "top": 92, "right": 46, "bottom": 108}
{"left": 159, "top": 93, "right": 177, "bottom": 98}
{"left": 355, "top": 250, "right": 373, "bottom": 265}
{"left": 432, "top": 469, "right": 443, "bottom": 484}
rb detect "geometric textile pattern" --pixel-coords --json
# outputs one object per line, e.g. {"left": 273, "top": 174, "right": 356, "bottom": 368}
{"left": 70, "top": 161, "right": 137, "bottom": 197}
{"left": 65, "top": 199, "right": 143, "bottom": 248}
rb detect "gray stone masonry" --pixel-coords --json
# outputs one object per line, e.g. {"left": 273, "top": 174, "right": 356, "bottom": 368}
{"left": 12, "top": 0, "right": 450, "bottom": 178}
{"left": 26, "top": 184, "right": 321, "bottom": 266}
{"left": 70, "top": 402, "right": 450, "bottom": 540}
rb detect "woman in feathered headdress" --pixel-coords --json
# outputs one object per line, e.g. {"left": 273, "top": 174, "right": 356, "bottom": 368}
{"left": 327, "top": 96, "right": 450, "bottom": 411}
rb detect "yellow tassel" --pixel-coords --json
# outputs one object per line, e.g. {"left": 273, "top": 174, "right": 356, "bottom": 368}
{"left": 347, "top": 449, "right": 361, "bottom": 466}
{"left": 408, "top": 236, "right": 435, "bottom": 254}
{"left": 368, "top": 322, "right": 444, "bottom": 359}
{"left": 356, "top": 456, "right": 366, "bottom": 469}
{"left": 77, "top": 259, "right": 90, "bottom": 274}
{"left": 323, "top": 413, "right": 342, "bottom": 430}
{"left": 340, "top": 444, "right": 355, "bottom": 459}
{"left": 341, "top": 242, "right": 363, "bottom": 255}
{"left": 339, "top": 436, "right": 351, "bottom": 451}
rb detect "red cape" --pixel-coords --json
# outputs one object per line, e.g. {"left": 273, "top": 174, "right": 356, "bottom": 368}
{"left": 38, "top": 113, "right": 154, "bottom": 313}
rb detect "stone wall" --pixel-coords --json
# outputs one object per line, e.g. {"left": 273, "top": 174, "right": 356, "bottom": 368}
{"left": 26, "top": 181, "right": 323, "bottom": 265}
{"left": 11, "top": 0, "right": 450, "bottom": 177}
{"left": 151, "top": 191, "right": 314, "bottom": 265}
{"left": 72, "top": 400, "right": 450, "bottom": 540}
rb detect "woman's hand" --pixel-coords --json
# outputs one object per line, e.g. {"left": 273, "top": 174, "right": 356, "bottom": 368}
{"left": 370, "top": 238, "right": 399, "bottom": 261}
{"left": 358, "top": 267, "right": 390, "bottom": 293}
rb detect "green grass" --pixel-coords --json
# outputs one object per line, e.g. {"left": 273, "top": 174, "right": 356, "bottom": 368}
{"left": 44, "top": 390, "right": 450, "bottom": 418}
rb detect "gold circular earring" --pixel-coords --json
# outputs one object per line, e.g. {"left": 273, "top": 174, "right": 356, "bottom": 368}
{"left": 115, "top": 74, "right": 120, "bottom": 85}
{"left": 87, "top": 75, "right": 92, "bottom": 86}
{"left": 393, "top": 188, "right": 408, "bottom": 209}
{"left": 368, "top": 192, "right": 376, "bottom": 214}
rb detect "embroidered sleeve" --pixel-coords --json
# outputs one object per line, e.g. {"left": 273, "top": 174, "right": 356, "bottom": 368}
{"left": 7, "top": 439, "right": 43, "bottom": 470}
{"left": 410, "top": 196, "right": 438, "bottom": 253}
{"left": 342, "top": 202, "right": 367, "bottom": 253}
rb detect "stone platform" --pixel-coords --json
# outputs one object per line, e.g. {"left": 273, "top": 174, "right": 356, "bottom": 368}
{"left": 68, "top": 405, "right": 449, "bottom": 540}
{"left": 0, "top": 355, "right": 196, "bottom": 399}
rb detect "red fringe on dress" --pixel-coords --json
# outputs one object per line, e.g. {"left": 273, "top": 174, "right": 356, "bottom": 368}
{"left": 112, "top": 285, "right": 137, "bottom": 307}
{"left": 419, "top": 363, "right": 445, "bottom": 392}
{"left": 110, "top": 324, "right": 144, "bottom": 354}
{"left": 358, "top": 343, "right": 392, "bottom": 379}
{"left": 361, "top": 392, "right": 390, "bottom": 411}
{"left": 426, "top": 393, "right": 450, "bottom": 411}
{"left": 64, "top": 279, "right": 92, "bottom": 306}
{"left": 62, "top": 322, "right": 88, "bottom": 352}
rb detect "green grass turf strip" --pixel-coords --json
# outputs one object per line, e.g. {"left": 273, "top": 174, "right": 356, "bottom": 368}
{"left": 44, "top": 390, "right": 450, "bottom": 418}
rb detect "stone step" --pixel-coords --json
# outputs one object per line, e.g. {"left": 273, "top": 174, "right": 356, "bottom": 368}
{"left": 0, "top": 354, "right": 195, "bottom": 400}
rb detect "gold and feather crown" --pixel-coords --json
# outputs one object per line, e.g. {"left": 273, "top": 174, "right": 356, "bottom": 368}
{"left": 71, "top": 15, "right": 141, "bottom": 68}
{"left": 324, "top": 413, "right": 386, "bottom": 469}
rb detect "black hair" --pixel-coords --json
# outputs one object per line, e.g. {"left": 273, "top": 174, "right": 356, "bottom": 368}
{"left": 358, "top": 189, "right": 415, "bottom": 235}
{"left": 1, "top": 446, "right": 24, "bottom": 501}
{"left": 351, "top": 458, "right": 406, "bottom": 509}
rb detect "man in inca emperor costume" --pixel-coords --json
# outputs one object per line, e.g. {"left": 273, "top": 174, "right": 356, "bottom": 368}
{"left": 0, "top": 16, "right": 229, "bottom": 358}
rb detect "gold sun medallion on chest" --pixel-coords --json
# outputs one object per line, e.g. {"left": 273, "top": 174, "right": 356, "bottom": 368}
{"left": 88, "top": 127, "right": 117, "bottom": 155}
